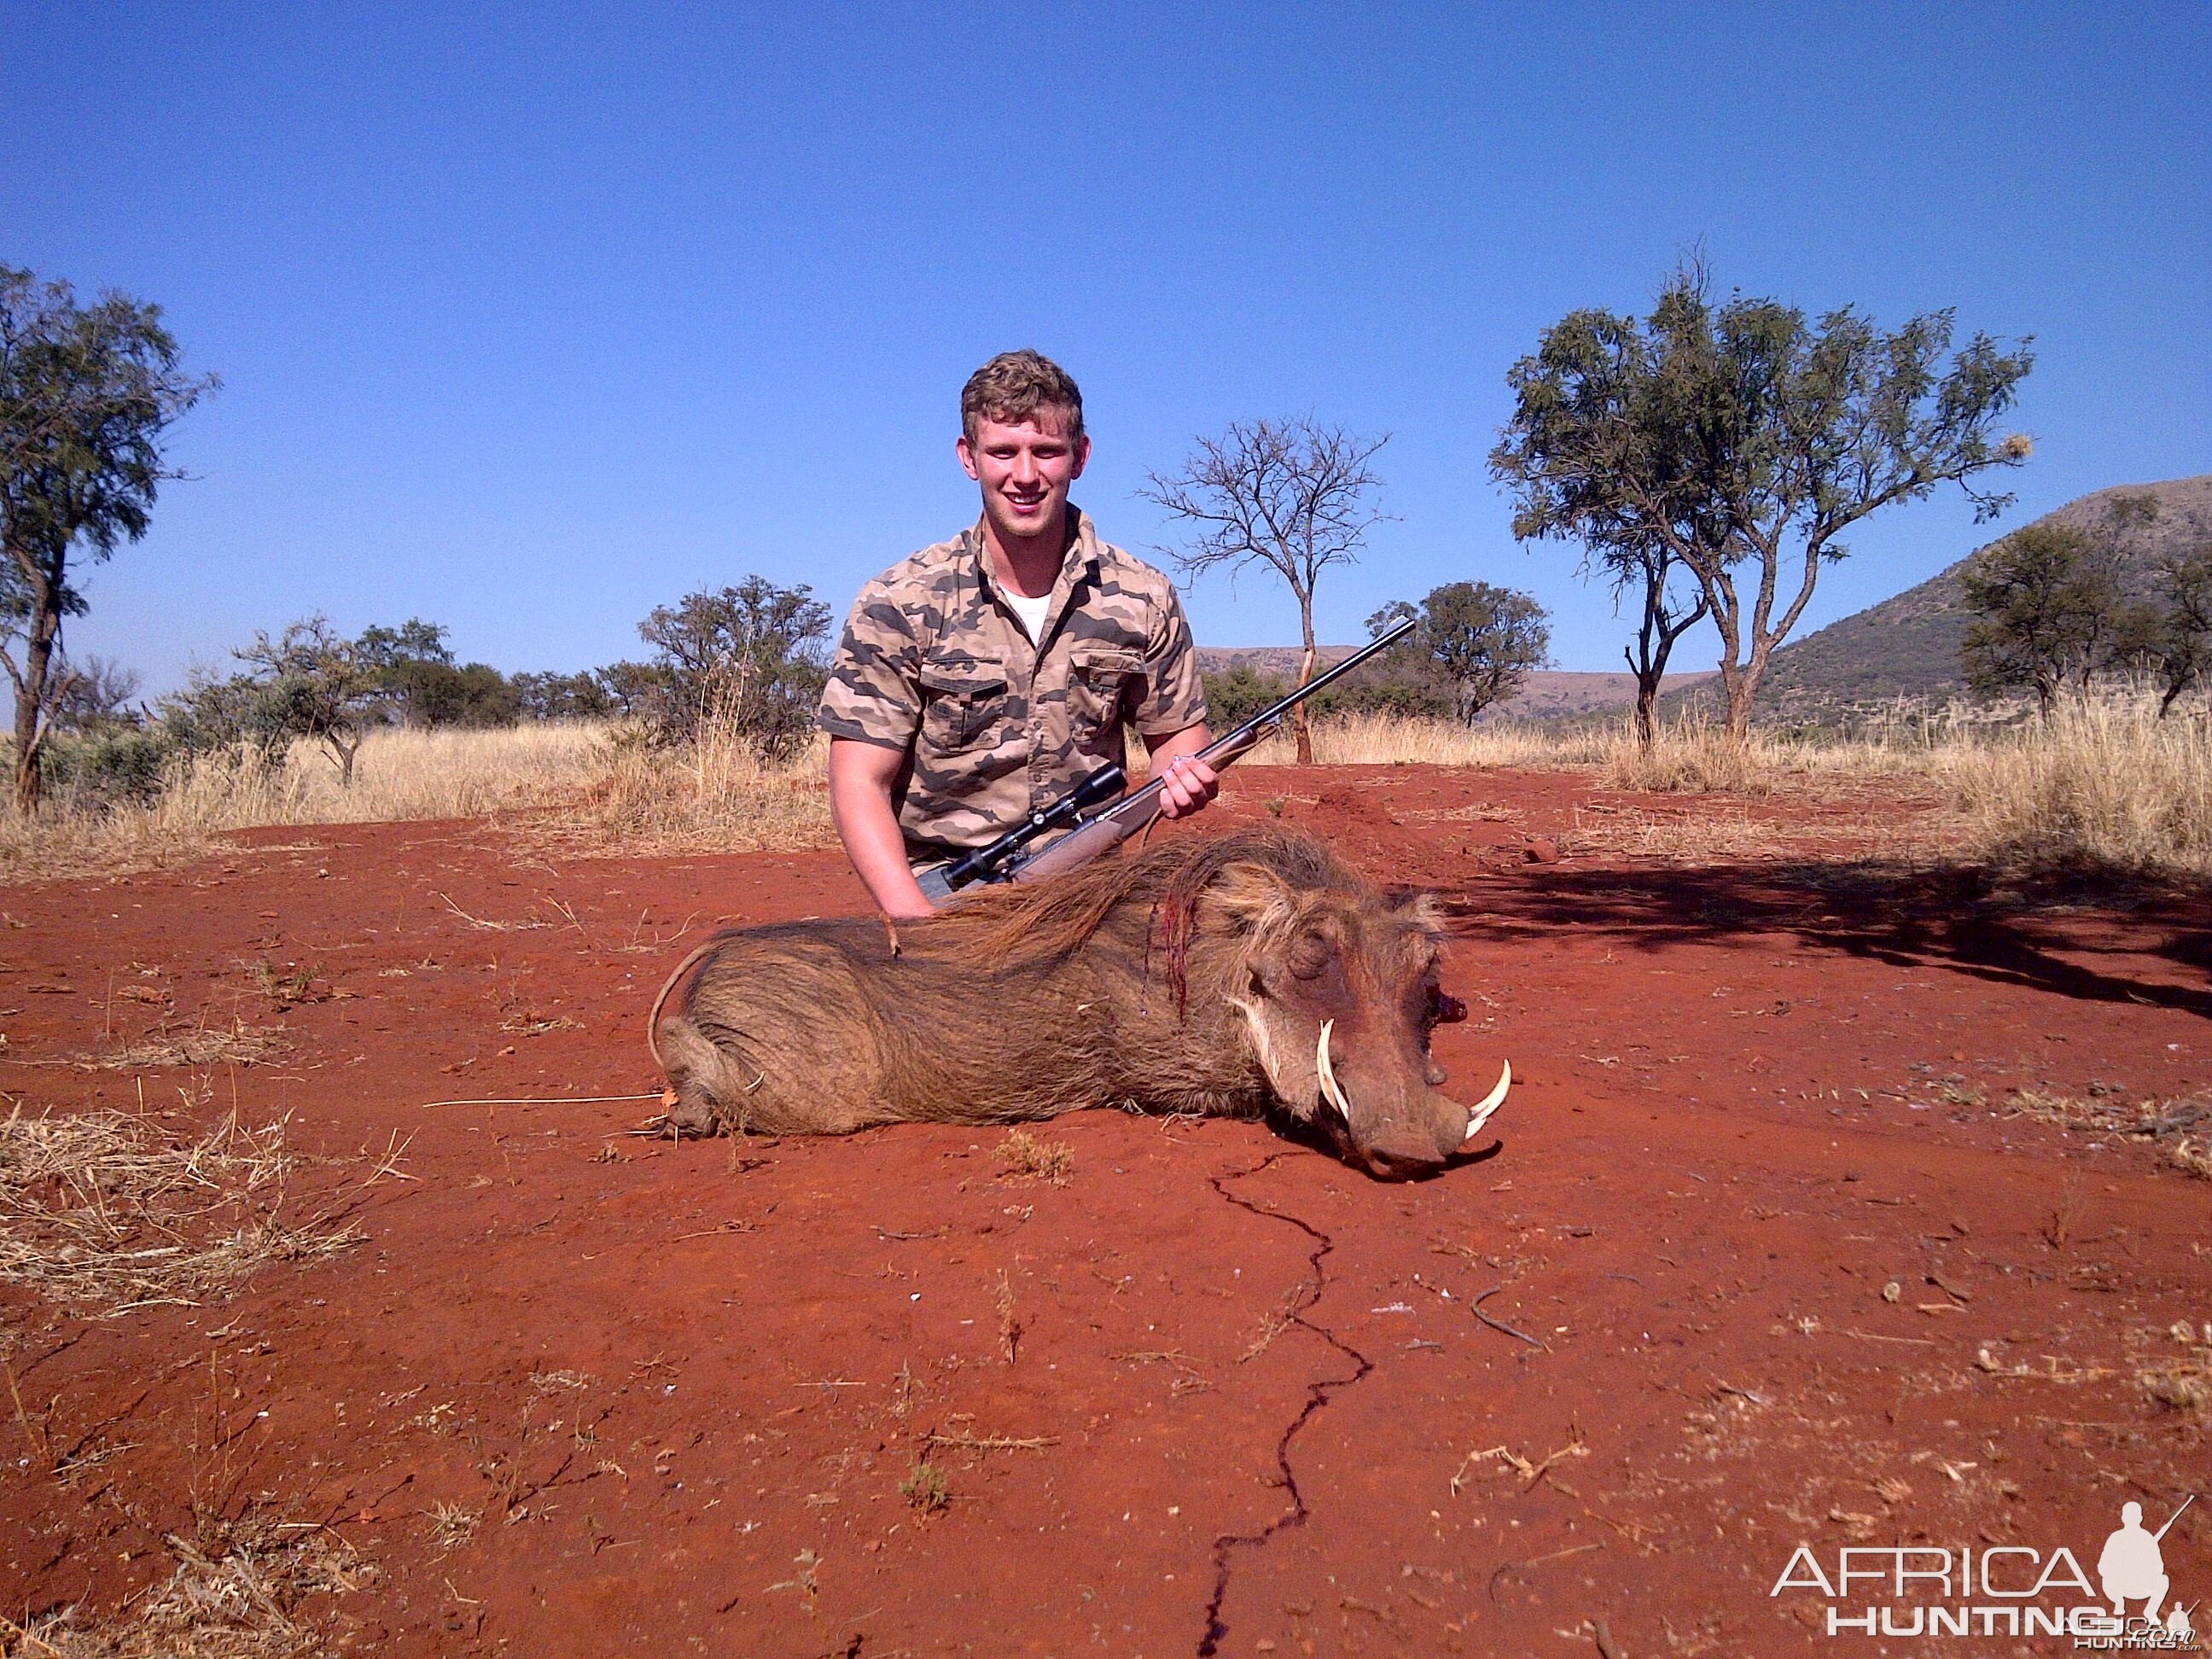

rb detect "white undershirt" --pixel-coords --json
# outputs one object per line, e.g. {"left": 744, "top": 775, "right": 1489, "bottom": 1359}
{"left": 1005, "top": 588, "right": 1052, "bottom": 643}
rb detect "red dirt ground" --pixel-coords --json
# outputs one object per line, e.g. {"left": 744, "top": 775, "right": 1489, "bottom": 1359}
{"left": 3, "top": 765, "right": 2208, "bottom": 1657}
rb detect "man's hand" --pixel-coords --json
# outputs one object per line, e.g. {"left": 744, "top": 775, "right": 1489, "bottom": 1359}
{"left": 1145, "top": 725, "right": 1220, "bottom": 819}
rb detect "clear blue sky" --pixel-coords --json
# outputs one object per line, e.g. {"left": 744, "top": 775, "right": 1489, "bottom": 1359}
{"left": 8, "top": 2, "right": 2207, "bottom": 691}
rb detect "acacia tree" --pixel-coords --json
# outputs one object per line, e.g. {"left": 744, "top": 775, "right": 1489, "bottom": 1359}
{"left": 2148, "top": 545, "right": 2212, "bottom": 716}
{"left": 0, "top": 268, "right": 216, "bottom": 810}
{"left": 235, "top": 616, "right": 381, "bottom": 785}
{"left": 1959, "top": 496, "right": 2159, "bottom": 713}
{"left": 1143, "top": 418, "right": 1391, "bottom": 764}
{"left": 1491, "top": 265, "right": 2034, "bottom": 742}
{"left": 1370, "top": 582, "right": 1549, "bottom": 724}
{"left": 613, "top": 576, "right": 831, "bottom": 759}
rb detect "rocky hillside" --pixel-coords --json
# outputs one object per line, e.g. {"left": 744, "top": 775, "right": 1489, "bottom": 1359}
{"left": 1747, "top": 474, "right": 2212, "bottom": 714}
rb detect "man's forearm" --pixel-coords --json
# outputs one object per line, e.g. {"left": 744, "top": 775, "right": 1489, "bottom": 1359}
{"left": 826, "top": 740, "right": 938, "bottom": 917}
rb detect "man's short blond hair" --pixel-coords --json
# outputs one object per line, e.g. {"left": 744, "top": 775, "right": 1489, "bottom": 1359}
{"left": 960, "top": 350, "right": 1085, "bottom": 445}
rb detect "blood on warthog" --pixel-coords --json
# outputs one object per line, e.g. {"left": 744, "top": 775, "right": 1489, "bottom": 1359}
{"left": 649, "top": 827, "right": 1510, "bottom": 1179}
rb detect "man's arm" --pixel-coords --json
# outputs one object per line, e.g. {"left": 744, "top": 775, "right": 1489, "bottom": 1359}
{"left": 827, "top": 737, "right": 938, "bottom": 918}
{"left": 1144, "top": 722, "right": 1219, "bottom": 818}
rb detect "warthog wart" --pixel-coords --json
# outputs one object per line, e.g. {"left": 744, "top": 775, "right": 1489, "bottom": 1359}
{"left": 649, "top": 827, "right": 1510, "bottom": 1179}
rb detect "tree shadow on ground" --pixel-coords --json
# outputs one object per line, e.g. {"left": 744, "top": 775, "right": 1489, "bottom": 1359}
{"left": 1441, "top": 859, "right": 2212, "bottom": 1022}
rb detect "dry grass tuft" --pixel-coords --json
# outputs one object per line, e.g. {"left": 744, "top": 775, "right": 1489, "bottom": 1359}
{"left": 1942, "top": 689, "right": 2212, "bottom": 877}
{"left": 2005, "top": 1089, "right": 2212, "bottom": 1179}
{"left": 62, "top": 1022, "right": 290, "bottom": 1073}
{"left": 991, "top": 1129, "right": 1073, "bottom": 1186}
{"left": 4, "top": 1515, "right": 369, "bottom": 1657}
{"left": 0, "top": 1106, "right": 362, "bottom": 1316}
{"left": 426, "top": 1502, "right": 480, "bottom": 1553}
{"left": 899, "top": 1461, "right": 950, "bottom": 1515}
{"left": 2139, "top": 1326, "right": 2212, "bottom": 1417}
{"left": 549, "top": 724, "right": 831, "bottom": 857}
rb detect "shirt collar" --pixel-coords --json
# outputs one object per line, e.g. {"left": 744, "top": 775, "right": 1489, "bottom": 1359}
{"left": 966, "top": 505, "right": 1100, "bottom": 602}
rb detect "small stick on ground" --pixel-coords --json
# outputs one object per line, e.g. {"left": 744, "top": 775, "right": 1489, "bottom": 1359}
{"left": 1470, "top": 1286, "right": 1546, "bottom": 1349}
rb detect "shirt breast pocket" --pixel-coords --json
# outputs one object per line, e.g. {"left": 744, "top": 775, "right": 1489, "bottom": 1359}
{"left": 1067, "top": 648, "right": 1144, "bottom": 743}
{"left": 918, "top": 661, "right": 1009, "bottom": 753}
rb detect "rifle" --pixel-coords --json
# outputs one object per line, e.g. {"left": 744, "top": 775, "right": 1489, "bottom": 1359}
{"left": 917, "top": 615, "right": 1417, "bottom": 900}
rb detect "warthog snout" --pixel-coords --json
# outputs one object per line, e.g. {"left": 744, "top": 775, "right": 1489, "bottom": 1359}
{"left": 651, "top": 827, "right": 1511, "bottom": 1179}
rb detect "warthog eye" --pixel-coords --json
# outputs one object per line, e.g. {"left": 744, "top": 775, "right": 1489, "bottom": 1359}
{"left": 1286, "top": 928, "right": 1332, "bottom": 981}
{"left": 1426, "top": 984, "right": 1466, "bottom": 1025}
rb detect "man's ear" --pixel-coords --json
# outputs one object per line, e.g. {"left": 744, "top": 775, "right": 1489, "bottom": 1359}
{"left": 1069, "top": 434, "right": 1091, "bottom": 480}
{"left": 955, "top": 433, "right": 981, "bottom": 482}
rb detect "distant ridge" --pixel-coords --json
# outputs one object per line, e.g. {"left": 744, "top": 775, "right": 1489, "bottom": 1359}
{"left": 1743, "top": 474, "right": 2212, "bottom": 714}
{"left": 1194, "top": 645, "right": 1710, "bottom": 721}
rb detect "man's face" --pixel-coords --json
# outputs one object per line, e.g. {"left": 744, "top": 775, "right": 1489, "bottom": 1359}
{"left": 957, "top": 409, "right": 1090, "bottom": 550}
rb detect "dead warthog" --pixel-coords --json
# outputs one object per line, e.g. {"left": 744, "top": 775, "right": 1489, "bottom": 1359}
{"left": 649, "top": 827, "right": 1510, "bottom": 1179}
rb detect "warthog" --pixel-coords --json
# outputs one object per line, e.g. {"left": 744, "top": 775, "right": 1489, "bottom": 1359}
{"left": 649, "top": 827, "right": 1510, "bottom": 1179}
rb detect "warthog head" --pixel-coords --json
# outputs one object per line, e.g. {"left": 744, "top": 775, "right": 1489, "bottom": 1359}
{"left": 1175, "top": 844, "right": 1506, "bottom": 1179}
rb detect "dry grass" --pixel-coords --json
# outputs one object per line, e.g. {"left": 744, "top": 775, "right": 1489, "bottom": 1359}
{"left": 1242, "top": 713, "right": 1615, "bottom": 770}
{"left": 0, "top": 1105, "right": 363, "bottom": 1316}
{"left": 991, "top": 1129, "right": 1073, "bottom": 1185}
{"left": 2139, "top": 1324, "right": 2212, "bottom": 1418}
{"left": 1563, "top": 802, "right": 1842, "bottom": 865}
{"left": 1941, "top": 690, "right": 2212, "bottom": 876}
{"left": 13, "top": 688, "right": 2205, "bottom": 883}
{"left": 3, "top": 1515, "right": 369, "bottom": 1657}
{"left": 2003, "top": 1088, "right": 2212, "bottom": 1179}
{"left": 549, "top": 724, "right": 832, "bottom": 857}
{"left": 61, "top": 1022, "right": 290, "bottom": 1073}
{"left": 0, "top": 719, "right": 835, "bottom": 882}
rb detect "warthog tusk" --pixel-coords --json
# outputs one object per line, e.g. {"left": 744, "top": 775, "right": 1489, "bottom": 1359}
{"left": 1462, "top": 1059, "right": 1511, "bottom": 1143}
{"left": 1315, "top": 1019, "right": 1353, "bottom": 1119}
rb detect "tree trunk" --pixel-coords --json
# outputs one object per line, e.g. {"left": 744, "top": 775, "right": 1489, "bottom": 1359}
{"left": 1720, "top": 662, "right": 1754, "bottom": 746}
{"left": 10, "top": 597, "right": 59, "bottom": 816}
{"left": 1293, "top": 601, "right": 1317, "bottom": 766}
{"left": 1632, "top": 674, "right": 1658, "bottom": 749}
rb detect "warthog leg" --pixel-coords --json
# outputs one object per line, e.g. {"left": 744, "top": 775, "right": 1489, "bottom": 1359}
{"left": 1462, "top": 1061, "right": 1511, "bottom": 1144}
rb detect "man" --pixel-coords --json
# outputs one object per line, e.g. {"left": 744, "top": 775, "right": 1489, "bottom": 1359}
{"left": 818, "top": 350, "right": 1218, "bottom": 917}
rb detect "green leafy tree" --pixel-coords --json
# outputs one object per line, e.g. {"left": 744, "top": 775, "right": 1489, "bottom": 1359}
{"left": 357, "top": 618, "right": 517, "bottom": 727}
{"left": 0, "top": 267, "right": 216, "bottom": 810}
{"left": 510, "top": 670, "right": 614, "bottom": 720}
{"left": 1364, "top": 584, "right": 1549, "bottom": 724}
{"left": 2147, "top": 545, "right": 2212, "bottom": 716}
{"left": 613, "top": 577, "right": 831, "bottom": 760}
{"left": 1491, "top": 261, "right": 2034, "bottom": 742}
{"left": 1959, "top": 494, "right": 2164, "bottom": 713}
{"left": 231, "top": 615, "right": 381, "bottom": 784}
{"left": 1143, "top": 418, "right": 1393, "bottom": 764}
{"left": 1417, "top": 581, "right": 1550, "bottom": 723}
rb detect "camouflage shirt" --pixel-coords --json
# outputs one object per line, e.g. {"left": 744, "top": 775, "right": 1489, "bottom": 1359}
{"left": 818, "top": 509, "right": 1209, "bottom": 860}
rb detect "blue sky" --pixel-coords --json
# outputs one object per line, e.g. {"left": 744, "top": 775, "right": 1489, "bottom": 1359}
{"left": 7, "top": 2, "right": 2208, "bottom": 691}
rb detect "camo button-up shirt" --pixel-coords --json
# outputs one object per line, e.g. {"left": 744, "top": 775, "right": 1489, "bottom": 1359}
{"left": 818, "top": 509, "right": 1209, "bottom": 860}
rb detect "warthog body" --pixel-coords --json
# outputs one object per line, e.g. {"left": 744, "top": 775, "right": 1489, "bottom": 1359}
{"left": 651, "top": 827, "right": 1508, "bottom": 1178}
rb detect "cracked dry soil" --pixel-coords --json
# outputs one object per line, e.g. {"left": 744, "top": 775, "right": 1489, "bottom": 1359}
{"left": 2, "top": 763, "right": 2208, "bottom": 1656}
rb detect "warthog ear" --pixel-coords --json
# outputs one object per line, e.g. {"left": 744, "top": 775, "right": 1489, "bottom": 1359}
{"left": 1202, "top": 860, "right": 1296, "bottom": 933}
{"left": 1390, "top": 888, "right": 1447, "bottom": 936}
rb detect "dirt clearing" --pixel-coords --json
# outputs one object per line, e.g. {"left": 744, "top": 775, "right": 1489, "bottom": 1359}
{"left": 2, "top": 766, "right": 2205, "bottom": 1656}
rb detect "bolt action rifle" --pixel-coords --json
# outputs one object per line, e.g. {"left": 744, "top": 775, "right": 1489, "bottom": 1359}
{"left": 917, "top": 615, "right": 1417, "bottom": 901}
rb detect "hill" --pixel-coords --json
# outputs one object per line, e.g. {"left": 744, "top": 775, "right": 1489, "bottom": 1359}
{"left": 1743, "top": 474, "right": 2212, "bottom": 716}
